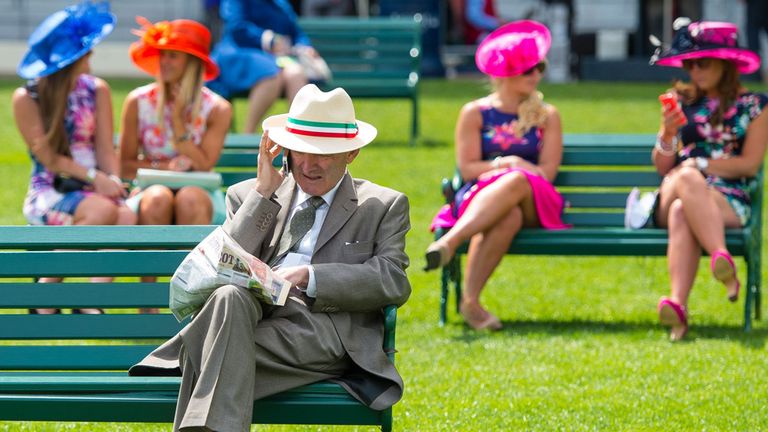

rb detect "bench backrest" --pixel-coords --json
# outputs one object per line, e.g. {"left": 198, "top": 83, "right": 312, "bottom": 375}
{"left": 447, "top": 133, "right": 764, "bottom": 228}
{"left": 0, "top": 225, "right": 212, "bottom": 371}
{"left": 298, "top": 17, "right": 421, "bottom": 95}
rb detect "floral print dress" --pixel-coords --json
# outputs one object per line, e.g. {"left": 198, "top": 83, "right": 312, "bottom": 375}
{"left": 23, "top": 74, "right": 99, "bottom": 225}
{"left": 678, "top": 92, "right": 768, "bottom": 225}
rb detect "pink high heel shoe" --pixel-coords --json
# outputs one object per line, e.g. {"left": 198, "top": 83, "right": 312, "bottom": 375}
{"left": 711, "top": 250, "right": 740, "bottom": 302}
{"left": 658, "top": 297, "right": 688, "bottom": 341}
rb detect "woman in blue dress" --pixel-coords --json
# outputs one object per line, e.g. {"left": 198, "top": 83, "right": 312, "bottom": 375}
{"left": 208, "top": 0, "right": 321, "bottom": 133}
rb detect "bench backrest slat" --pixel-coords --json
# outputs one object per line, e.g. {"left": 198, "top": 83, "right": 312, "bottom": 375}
{"left": 0, "top": 314, "right": 184, "bottom": 340}
{"left": 0, "top": 283, "right": 168, "bottom": 308}
{"left": 0, "top": 346, "right": 158, "bottom": 371}
{"left": 0, "top": 250, "right": 187, "bottom": 278}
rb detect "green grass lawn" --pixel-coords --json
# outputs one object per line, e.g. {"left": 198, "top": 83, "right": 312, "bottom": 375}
{"left": 1, "top": 77, "right": 768, "bottom": 431}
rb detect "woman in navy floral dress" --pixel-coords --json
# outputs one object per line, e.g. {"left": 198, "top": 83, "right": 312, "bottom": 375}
{"left": 650, "top": 19, "right": 768, "bottom": 340}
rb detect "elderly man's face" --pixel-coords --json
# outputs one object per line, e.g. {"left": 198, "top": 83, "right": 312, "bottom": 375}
{"left": 289, "top": 149, "right": 359, "bottom": 196}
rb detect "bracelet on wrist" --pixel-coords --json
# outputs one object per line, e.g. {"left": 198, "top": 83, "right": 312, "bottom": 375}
{"left": 175, "top": 131, "right": 192, "bottom": 144}
{"left": 86, "top": 167, "right": 98, "bottom": 182}
{"left": 491, "top": 156, "right": 502, "bottom": 169}
{"left": 655, "top": 134, "right": 678, "bottom": 156}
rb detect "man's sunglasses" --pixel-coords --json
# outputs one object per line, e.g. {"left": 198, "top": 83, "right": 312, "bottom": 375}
{"left": 682, "top": 58, "right": 714, "bottom": 71}
{"left": 522, "top": 62, "right": 547, "bottom": 76}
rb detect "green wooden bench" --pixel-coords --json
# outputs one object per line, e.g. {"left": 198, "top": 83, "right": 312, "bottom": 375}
{"left": 0, "top": 225, "right": 399, "bottom": 430}
{"left": 434, "top": 133, "right": 764, "bottom": 331}
{"left": 227, "top": 17, "right": 422, "bottom": 144}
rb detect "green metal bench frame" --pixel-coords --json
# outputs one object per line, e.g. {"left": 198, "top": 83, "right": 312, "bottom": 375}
{"left": 0, "top": 140, "right": 399, "bottom": 430}
{"left": 434, "top": 133, "right": 763, "bottom": 331}
{"left": 227, "top": 17, "right": 422, "bottom": 144}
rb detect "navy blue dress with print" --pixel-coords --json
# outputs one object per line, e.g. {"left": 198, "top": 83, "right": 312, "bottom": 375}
{"left": 453, "top": 105, "right": 542, "bottom": 214}
{"left": 678, "top": 92, "right": 768, "bottom": 225}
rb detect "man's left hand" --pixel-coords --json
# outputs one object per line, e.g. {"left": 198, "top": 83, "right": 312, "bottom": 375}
{"left": 273, "top": 265, "right": 310, "bottom": 288}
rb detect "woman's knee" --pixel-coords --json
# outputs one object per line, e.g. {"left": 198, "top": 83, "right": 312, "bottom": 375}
{"left": 672, "top": 166, "right": 707, "bottom": 195}
{"left": 175, "top": 187, "right": 212, "bottom": 223}
{"left": 74, "top": 196, "right": 119, "bottom": 225}
{"left": 500, "top": 171, "right": 531, "bottom": 193}
{"left": 281, "top": 64, "right": 307, "bottom": 84}
{"left": 668, "top": 199, "right": 687, "bottom": 225}
{"left": 139, "top": 186, "right": 174, "bottom": 223}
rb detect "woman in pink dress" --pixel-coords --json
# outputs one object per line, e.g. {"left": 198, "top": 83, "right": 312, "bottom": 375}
{"left": 426, "top": 21, "right": 568, "bottom": 331}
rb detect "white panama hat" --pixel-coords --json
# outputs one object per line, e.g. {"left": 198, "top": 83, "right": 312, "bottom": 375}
{"left": 262, "top": 84, "right": 377, "bottom": 154}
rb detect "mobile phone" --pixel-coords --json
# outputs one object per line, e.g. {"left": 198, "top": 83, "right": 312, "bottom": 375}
{"left": 658, "top": 92, "right": 687, "bottom": 126}
{"left": 282, "top": 150, "right": 291, "bottom": 173}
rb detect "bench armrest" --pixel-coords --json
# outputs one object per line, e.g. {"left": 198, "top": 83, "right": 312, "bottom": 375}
{"left": 383, "top": 305, "right": 397, "bottom": 362}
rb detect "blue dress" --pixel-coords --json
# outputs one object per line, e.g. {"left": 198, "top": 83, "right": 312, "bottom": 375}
{"left": 207, "top": 0, "right": 311, "bottom": 98}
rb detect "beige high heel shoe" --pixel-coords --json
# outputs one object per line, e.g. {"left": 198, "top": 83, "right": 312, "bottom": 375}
{"left": 423, "top": 242, "right": 452, "bottom": 271}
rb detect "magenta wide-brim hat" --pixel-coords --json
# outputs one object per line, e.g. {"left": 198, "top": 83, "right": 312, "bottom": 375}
{"left": 654, "top": 48, "right": 760, "bottom": 74}
{"left": 475, "top": 20, "right": 551, "bottom": 78}
{"left": 651, "top": 20, "right": 761, "bottom": 74}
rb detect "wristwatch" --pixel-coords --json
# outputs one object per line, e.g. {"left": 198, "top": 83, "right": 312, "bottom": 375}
{"left": 695, "top": 157, "right": 709, "bottom": 173}
{"left": 86, "top": 167, "right": 98, "bottom": 182}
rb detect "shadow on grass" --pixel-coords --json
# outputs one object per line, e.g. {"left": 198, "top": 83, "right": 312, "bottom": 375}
{"left": 450, "top": 318, "right": 768, "bottom": 349}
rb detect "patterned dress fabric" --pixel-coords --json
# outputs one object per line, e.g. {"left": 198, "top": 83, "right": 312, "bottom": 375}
{"left": 678, "top": 92, "right": 768, "bottom": 225}
{"left": 431, "top": 103, "right": 568, "bottom": 231}
{"left": 23, "top": 74, "right": 99, "bottom": 225}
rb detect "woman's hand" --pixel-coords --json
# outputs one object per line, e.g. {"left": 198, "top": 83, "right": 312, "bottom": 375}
{"left": 92, "top": 171, "right": 127, "bottom": 199}
{"left": 660, "top": 95, "right": 686, "bottom": 138}
{"left": 169, "top": 155, "right": 193, "bottom": 171}
{"left": 254, "top": 131, "right": 285, "bottom": 197}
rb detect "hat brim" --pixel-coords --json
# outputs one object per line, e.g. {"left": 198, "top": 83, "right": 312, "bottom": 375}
{"left": 653, "top": 48, "right": 761, "bottom": 74}
{"left": 262, "top": 113, "right": 377, "bottom": 154}
{"left": 17, "top": 18, "right": 114, "bottom": 79}
{"left": 130, "top": 43, "right": 220, "bottom": 81}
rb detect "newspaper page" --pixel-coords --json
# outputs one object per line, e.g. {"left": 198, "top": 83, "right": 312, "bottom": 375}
{"left": 169, "top": 227, "right": 292, "bottom": 321}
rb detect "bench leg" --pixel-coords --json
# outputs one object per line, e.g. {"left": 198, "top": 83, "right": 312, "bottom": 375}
{"left": 409, "top": 93, "right": 419, "bottom": 146}
{"left": 440, "top": 265, "right": 449, "bottom": 326}
{"left": 381, "top": 407, "right": 392, "bottom": 432}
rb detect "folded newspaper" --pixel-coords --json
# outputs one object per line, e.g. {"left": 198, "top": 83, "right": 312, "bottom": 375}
{"left": 169, "top": 226, "right": 292, "bottom": 321}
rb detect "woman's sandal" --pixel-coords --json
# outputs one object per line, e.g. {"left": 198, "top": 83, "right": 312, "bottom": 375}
{"left": 423, "top": 241, "right": 452, "bottom": 271}
{"left": 658, "top": 297, "right": 688, "bottom": 341}
{"left": 460, "top": 303, "right": 503, "bottom": 331}
{"left": 711, "top": 250, "right": 740, "bottom": 302}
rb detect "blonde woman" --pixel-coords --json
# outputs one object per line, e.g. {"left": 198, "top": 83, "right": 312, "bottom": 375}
{"left": 120, "top": 18, "right": 232, "bottom": 227}
{"left": 427, "top": 21, "right": 568, "bottom": 330}
{"left": 13, "top": 2, "right": 135, "bottom": 315}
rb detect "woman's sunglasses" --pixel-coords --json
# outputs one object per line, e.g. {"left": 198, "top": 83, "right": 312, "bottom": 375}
{"left": 682, "top": 58, "right": 714, "bottom": 71}
{"left": 522, "top": 62, "right": 547, "bottom": 76}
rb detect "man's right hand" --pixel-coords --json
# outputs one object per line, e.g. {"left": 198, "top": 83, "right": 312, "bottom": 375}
{"left": 254, "top": 130, "right": 285, "bottom": 197}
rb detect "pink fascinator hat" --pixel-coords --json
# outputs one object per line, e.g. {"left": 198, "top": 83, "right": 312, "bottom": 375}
{"left": 650, "top": 18, "right": 760, "bottom": 74}
{"left": 475, "top": 20, "right": 551, "bottom": 78}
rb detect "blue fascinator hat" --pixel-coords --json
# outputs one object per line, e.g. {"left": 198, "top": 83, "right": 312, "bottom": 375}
{"left": 17, "top": 1, "right": 116, "bottom": 79}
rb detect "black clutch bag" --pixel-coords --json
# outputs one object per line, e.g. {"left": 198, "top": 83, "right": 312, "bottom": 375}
{"left": 53, "top": 175, "right": 90, "bottom": 193}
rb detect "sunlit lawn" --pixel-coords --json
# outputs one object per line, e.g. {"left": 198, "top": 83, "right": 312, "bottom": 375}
{"left": 1, "top": 77, "right": 767, "bottom": 430}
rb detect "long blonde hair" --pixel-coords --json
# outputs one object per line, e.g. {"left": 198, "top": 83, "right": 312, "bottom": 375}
{"left": 37, "top": 59, "right": 82, "bottom": 156}
{"left": 515, "top": 90, "right": 549, "bottom": 137}
{"left": 155, "top": 54, "right": 204, "bottom": 135}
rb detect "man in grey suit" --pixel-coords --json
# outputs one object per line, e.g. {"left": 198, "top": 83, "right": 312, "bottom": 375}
{"left": 130, "top": 84, "right": 411, "bottom": 432}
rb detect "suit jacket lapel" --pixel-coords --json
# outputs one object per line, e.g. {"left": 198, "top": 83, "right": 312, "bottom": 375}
{"left": 268, "top": 176, "right": 297, "bottom": 256}
{"left": 314, "top": 174, "right": 357, "bottom": 255}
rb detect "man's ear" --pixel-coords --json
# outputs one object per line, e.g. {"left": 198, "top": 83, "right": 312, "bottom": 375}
{"left": 346, "top": 149, "right": 360, "bottom": 164}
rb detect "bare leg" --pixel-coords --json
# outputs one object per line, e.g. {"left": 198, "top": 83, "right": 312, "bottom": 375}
{"left": 461, "top": 207, "right": 523, "bottom": 329}
{"left": 174, "top": 186, "right": 213, "bottom": 225}
{"left": 244, "top": 75, "right": 282, "bottom": 134}
{"left": 281, "top": 63, "right": 308, "bottom": 104}
{"left": 438, "top": 171, "right": 533, "bottom": 258}
{"left": 666, "top": 199, "right": 700, "bottom": 306}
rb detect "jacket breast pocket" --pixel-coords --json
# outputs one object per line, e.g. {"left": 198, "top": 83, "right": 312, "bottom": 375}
{"left": 342, "top": 240, "right": 374, "bottom": 257}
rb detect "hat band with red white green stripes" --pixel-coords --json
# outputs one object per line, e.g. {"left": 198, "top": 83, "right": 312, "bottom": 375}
{"left": 285, "top": 117, "right": 359, "bottom": 138}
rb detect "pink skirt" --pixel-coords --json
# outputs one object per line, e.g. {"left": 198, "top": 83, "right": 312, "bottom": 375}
{"left": 430, "top": 168, "right": 570, "bottom": 231}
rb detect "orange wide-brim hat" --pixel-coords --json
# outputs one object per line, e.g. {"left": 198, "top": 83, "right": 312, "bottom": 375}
{"left": 129, "top": 17, "right": 219, "bottom": 81}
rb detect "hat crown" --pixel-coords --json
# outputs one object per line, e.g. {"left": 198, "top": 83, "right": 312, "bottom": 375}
{"left": 475, "top": 20, "right": 551, "bottom": 78}
{"left": 18, "top": 1, "right": 115, "bottom": 79}
{"left": 289, "top": 85, "right": 357, "bottom": 124}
